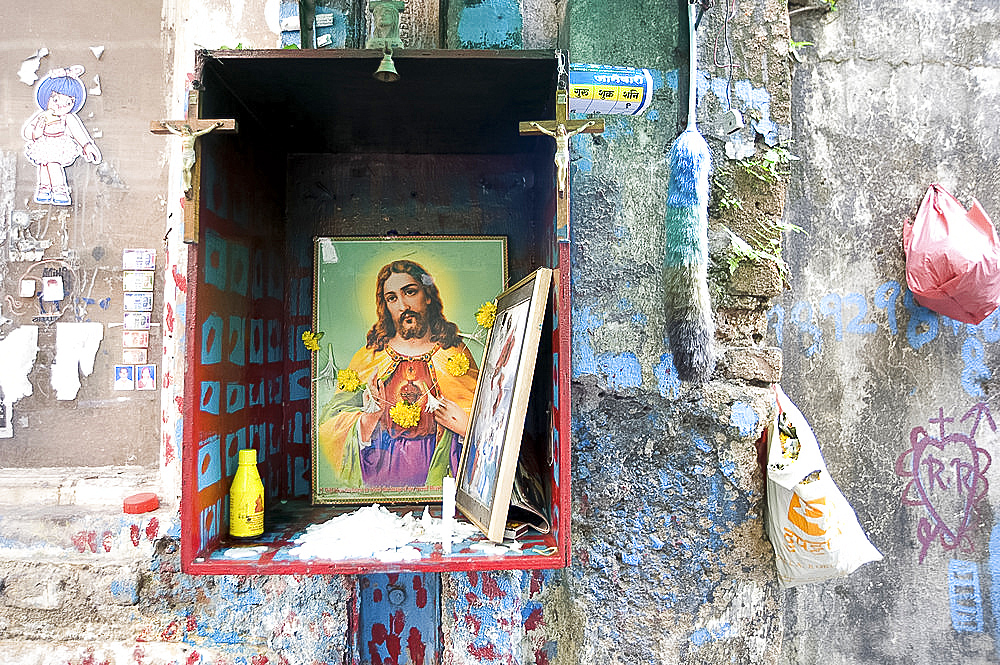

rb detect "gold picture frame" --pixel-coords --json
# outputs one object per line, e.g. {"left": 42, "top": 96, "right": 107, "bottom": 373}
{"left": 311, "top": 236, "right": 507, "bottom": 504}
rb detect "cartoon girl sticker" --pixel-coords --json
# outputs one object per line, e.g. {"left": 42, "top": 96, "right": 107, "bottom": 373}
{"left": 21, "top": 65, "right": 102, "bottom": 206}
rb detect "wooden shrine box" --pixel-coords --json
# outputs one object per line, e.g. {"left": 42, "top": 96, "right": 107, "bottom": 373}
{"left": 180, "top": 49, "right": 572, "bottom": 574}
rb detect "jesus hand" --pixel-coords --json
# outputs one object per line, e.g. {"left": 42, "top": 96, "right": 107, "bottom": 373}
{"left": 432, "top": 398, "right": 469, "bottom": 438}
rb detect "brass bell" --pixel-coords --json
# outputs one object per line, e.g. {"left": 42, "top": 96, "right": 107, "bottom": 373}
{"left": 374, "top": 50, "right": 399, "bottom": 83}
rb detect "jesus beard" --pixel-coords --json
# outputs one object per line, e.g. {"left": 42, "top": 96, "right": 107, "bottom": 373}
{"left": 397, "top": 310, "right": 429, "bottom": 340}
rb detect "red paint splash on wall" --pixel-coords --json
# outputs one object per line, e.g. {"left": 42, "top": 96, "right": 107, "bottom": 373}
{"left": 468, "top": 643, "right": 499, "bottom": 660}
{"left": 529, "top": 570, "right": 544, "bottom": 596}
{"left": 463, "top": 612, "right": 481, "bottom": 636}
{"left": 165, "top": 302, "right": 175, "bottom": 334}
{"left": 390, "top": 609, "right": 405, "bottom": 639}
{"left": 250, "top": 655, "right": 269, "bottom": 665}
{"left": 72, "top": 531, "right": 97, "bottom": 553}
{"left": 368, "top": 617, "right": 402, "bottom": 665}
{"left": 102, "top": 530, "right": 114, "bottom": 553}
{"left": 186, "top": 615, "right": 198, "bottom": 635}
{"left": 466, "top": 571, "right": 478, "bottom": 588}
{"left": 161, "top": 619, "right": 180, "bottom": 641}
{"left": 524, "top": 606, "right": 544, "bottom": 632}
{"left": 80, "top": 647, "right": 109, "bottom": 665}
{"left": 172, "top": 264, "right": 188, "bottom": 293}
{"left": 413, "top": 575, "right": 427, "bottom": 608}
{"left": 146, "top": 518, "right": 160, "bottom": 541}
{"left": 480, "top": 573, "right": 505, "bottom": 600}
{"left": 185, "top": 650, "right": 200, "bottom": 665}
{"left": 130, "top": 524, "right": 141, "bottom": 547}
{"left": 406, "top": 626, "right": 426, "bottom": 665}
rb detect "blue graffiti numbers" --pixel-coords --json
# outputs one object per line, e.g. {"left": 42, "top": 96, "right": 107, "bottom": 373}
{"left": 769, "top": 280, "right": 999, "bottom": 397}
{"left": 949, "top": 559, "right": 984, "bottom": 633}
{"left": 904, "top": 289, "right": 938, "bottom": 349}
{"left": 789, "top": 301, "right": 822, "bottom": 356}
{"left": 873, "top": 280, "right": 900, "bottom": 335}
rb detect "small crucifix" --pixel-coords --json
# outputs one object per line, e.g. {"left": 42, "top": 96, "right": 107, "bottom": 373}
{"left": 150, "top": 89, "right": 237, "bottom": 243}
{"left": 520, "top": 89, "right": 604, "bottom": 241}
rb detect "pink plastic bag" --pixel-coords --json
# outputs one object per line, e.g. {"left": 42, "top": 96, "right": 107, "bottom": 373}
{"left": 903, "top": 184, "right": 1000, "bottom": 324}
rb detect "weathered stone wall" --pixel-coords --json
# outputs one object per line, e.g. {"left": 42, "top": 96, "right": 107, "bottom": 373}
{"left": 779, "top": 1, "right": 1000, "bottom": 663}
{"left": 561, "top": 0, "right": 790, "bottom": 662}
{"left": 0, "top": 0, "right": 836, "bottom": 663}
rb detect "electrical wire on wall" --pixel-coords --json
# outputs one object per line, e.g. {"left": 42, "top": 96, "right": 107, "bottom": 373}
{"left": 712, "top": 0, "right": 744, "bottom": 134}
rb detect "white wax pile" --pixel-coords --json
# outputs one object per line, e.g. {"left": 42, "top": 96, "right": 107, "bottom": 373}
{"left": 287, "top": 504, "right": 480, "bottom": 561}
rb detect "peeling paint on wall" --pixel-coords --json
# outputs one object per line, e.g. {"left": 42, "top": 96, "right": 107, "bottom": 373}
{"left": 455, "top": 0, "right": 523, "bottom": 49}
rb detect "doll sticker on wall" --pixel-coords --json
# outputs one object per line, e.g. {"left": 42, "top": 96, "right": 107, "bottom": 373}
{"left": 22, "top": 65, "right": 102, "bottom": 206}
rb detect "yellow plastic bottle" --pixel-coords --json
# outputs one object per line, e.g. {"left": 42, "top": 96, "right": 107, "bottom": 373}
{"left": 230, "top": 449, "right": 264, "bottom": 538}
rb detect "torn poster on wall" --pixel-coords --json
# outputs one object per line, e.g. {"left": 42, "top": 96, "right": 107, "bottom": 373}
{"left": 51, "top": 321, "right": 103, "bottom": 400}
{"left": 21, "top": 65, "right": 102, "bottom": 206}
{"left": 0, "top": 326, "right": 40, "bottom": 439}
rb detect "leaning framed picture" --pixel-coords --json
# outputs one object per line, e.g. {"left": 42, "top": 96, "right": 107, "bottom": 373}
{"left": 456, "top": 267, "right": 552, "bottom": 542}
{"left": 312, "top": 236, "right": 507, "bottom": 504}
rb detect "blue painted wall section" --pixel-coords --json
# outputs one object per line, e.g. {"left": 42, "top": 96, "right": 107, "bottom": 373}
{"left": 448, "top": 570, "right": 524, "bottom": 663}
{"left": 452, "top": 0, "right": 523, "bottom": 49}
{"left": 568, "top": 392, "right": 778, "bottom": 661}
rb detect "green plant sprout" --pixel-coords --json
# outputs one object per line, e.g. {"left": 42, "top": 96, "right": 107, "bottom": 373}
{"left": 740, "top": 146, "right": 800, "bottom": 185}
{"left": 789, "top": 38, "right": 814, "bottom": 62}
{"left": 713, "top": 177, "right": 744, "bottom": 213}
{"left": 722, "top": 219, "right": 806, "bottom": 279}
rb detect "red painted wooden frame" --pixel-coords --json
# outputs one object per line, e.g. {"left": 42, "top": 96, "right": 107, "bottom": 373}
{"left": 178, "top": 49, "right": 571, "bottom": 574}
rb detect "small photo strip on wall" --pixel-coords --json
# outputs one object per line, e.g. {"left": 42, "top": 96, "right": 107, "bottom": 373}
{"left": 114, "top": 364, "right": 135, "bottom": 390}
{"left": 124, "top": 312, "right": 151, "bottom": 330}
{"left": 123, "top": 248, "right": 156, "bottom": 271}
{"left": 124, "top": 292, "right": 154, "bottom": 312}
{"left": 123, "top": 330, "right": 150, "bottom": 348}
{"left": 114, "top": 364, "right": 157, "bottom": 390}
{"left": 136, "top": 364, "right": 157, "bottom": 390}
{"left": 123, "top": 348, "right": 148, "bottom": 365}
{"left": 123, "top": 271, "right": 154, "bottom": 292}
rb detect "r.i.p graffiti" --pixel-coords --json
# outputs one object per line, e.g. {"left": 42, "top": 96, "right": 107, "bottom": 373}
{"left": 895, "top": 403, "right": 994, "bottom": 563}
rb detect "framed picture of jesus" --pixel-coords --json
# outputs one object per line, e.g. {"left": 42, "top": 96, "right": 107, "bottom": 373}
{"left": 311, "top": 236, "right": 507, "bottom": 504}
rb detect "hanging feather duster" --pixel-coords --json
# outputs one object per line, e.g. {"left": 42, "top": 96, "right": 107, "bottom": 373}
{"left": 664, "top": 2, "right": 715, "bottom": 383}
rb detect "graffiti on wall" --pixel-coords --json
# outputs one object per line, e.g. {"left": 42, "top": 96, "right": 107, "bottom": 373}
{"left": 895, "top": 403, "right": 993, "bottom": 563}
{"left": 768, "top": 280, "right": 1000, "bottom": 397}
{"left": 949, "top": 559, "right": 984, "bottom": 632}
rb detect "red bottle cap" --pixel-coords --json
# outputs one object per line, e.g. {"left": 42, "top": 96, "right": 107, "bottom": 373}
{"left": 123, "top": 492, "right": 160, "bottom": 514}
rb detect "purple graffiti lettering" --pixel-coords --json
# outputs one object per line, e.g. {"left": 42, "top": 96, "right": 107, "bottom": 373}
{"left": 896, "top": 404, "right": 993, "bottom": 563}
{"left": 922, "top": 454, "right": 949, "bottom": 491}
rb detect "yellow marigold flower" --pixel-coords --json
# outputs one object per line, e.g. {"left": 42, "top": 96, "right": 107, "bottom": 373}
{"left": 390, "top": 400, "right": 422, "bottom": 429}
{"left": 445, "top": 352, "right": 470, "bottom": 377}
{"left": 337, "top": 368, "right": 363, "bottom": 392}
{"left": 301, "top": 330, "right": 323, "bottom": 352}
{"left": 475, "top": 301, "right": 497, "bottom": 329}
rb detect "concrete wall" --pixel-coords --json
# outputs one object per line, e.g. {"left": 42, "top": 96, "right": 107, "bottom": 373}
{"left": 779, "top": 1, "right": 1000, "bottom": 663}
{"left": 10, "top": 0, "right": 992, "bottom": 663}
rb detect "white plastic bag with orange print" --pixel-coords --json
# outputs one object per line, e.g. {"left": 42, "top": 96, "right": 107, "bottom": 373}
{"left": 765, "top": 386, "right": 883, "bottom": 587}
